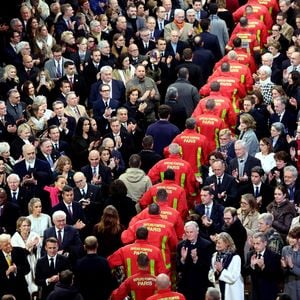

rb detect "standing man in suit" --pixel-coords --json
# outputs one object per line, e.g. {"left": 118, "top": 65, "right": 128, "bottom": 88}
{"left": 228, "top": 140, "right": 261, "bottom": 187}
{"left": 136, "top": 27, "right": 156, "bottom": 55}
{"left": 244, "top": 232, "right": 282, "bottom": 300}
{"left": 47, "top": 101, "right": 77, "bottom": 142}
{"left": 13, "top": 144, "right": 53, "bottom": 195}
{"left": 195, "top": 186, "right": 224, "bottom": 240}
{"left": 74, "top": 236, "right": 116, "bottom": 300}
{"left": 205, "top": 159, "right": 239, "bottom": 208}
{"left": 0, "top": 101, "right": 17, "bottom": 143}
{"left": 92, "top": 84, "right": 120, "bottom": 134}
{"left": 37, "top": 138, "right": 61, "bottom": 171}
{"left": 239, "top": 166, "right": 274, "bottom": 213}
{"left": 47, "top": 125, "right": 69, "bottom": 156}
{"left": 52, "top": 185, "right": 86, "bottom": 231}
{"left": 88, "top": 65, "right": 125, "bottom": 109}
{"left": 17, "top": 54, "right": 39, "bottom": 85}
{"left": 162, "top": 0, "right": 175, "bottom": 22}
{"left": 156, "top": 6, "right": 169, "bottom": 34}
{"left": 176, "top": 221, "right": 213, "bottom": 300}
{"left": 43, "top": 210, "right": 84, "bottom": 266}
{"left": 6, "top": 89, "right": 26, "bottom": 124}
{"left": 44, "top": 44, "right": 73, "bottom": 81}
{"left": 73, "top": 172, "right": 103, "bottom": 235}
{"left": 35, "top": 237, "right": 71, "bottom": 300}
{"left": 0, "top": 233, "right": 31, "bottom": 300}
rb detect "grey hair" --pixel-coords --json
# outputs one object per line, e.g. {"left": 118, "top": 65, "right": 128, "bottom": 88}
{"left": 284, "top": 165, "right": 298, "bottom": 178}
{"left": 0, "top": 142, "right": 10, "bottom": 153}
{"left": 165, "top": 86, "right": 178, "bottom": 99}
{"left": 206, "top": 287, "right": 221, "bottom": 300}
{"left": 100, "top": 65, "right": 113, "bottom": 73}
{"left": 174, "top": 8, "right": 185, "bottom": 16}
{"left": 271, "top": 122, "right": 285, "bottom": 134}
{"left": 258, "top": 65, "right": 272, "bottom": 77}
{"left": 169, "top": 143, "right": 180, "bottom": 154}
{"left": 16, "top": 41, "right": 30, "bottom": 54}
{"left": 52, "top": 210, "right": 66, "bottom": 221}
{"left": 258, "top": 212, "right": 274, "bottom": 226}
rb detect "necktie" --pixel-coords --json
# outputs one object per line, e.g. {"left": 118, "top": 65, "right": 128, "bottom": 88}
{"left": 57, "top": 230, "right": 62, "bottom": 246}
{"left": 26, "top": 69, "right": 31, "bottom": 76}
{"left": 49, "top": 257, "right": 55, "bottom": 271}
{"left": 145, "top": 43, "right": 148, "bottom": 50}
{"left": 56, "top": 61, "right": 62, "bottom": 78}
{"left": 165, "top": 12, "right": 169, "bottom": 20}
{"left": 257, "top": 253, "right": 262, "bottom": 259}
{"left": 217, "top": 177, "right": 221, "bottom": 186}
{"left": 12, "top": 192, "right": 17, "bottom": 202}
{"left": 67, "top": 204, "right": 73, "bottom": 217}
{"left": 289, "top": 187, "right": 295, "bottom": 201}
{"left": 197, "top": 11, "right": 200, "bottom": 20}
{"left": 47, "top": 154, "right": 53, "bottom": 168}
{"left": 6, "top": 254, "right": 12, "bottom": 266}
{"left": 81, "top": 189, "right": 86, "bottom": 198}
{"left": 255, "top": 186, "right": 259, "bottom": 197}
{"left": 54, "top": 143, "right": 59, "bottom": 151}
{"left": 205, "top": 206, "right": 210, "bottom": 218}
{"left": 93, "top": 167, "right": 97, "bottom": 176}
{"left": 69, "top": 77, "right": 74, "bottom": 89}
{"left": 159, "top": 22, "right": 163, "bottom": 30}
{"left": 104, "top": 101, "right": 108, "bottom": 108}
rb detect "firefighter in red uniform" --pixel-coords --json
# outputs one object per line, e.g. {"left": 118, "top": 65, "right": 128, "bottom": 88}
{"left": 146, "top": 273, "right": 186, "bottom": 300}
{"left": 226, "top": 17, "right": 261, "bottom": 55}
{"left": 148, "top": 143, "right": 197, "bottom": 200}
{"left": 193, "top": 82, "right": 236, "bottom": 131}
{"left": 195, "top": 99, "right": 226, "bottom": 154}
{"left": 213, "top": 50, "right": 253, "bottom": 93}
{"left": 111, "top": 253, "right": 157, "bottom": 300}
{"left": 233, "top": 0, "right": 273, "bottom": 29}
{"left": 121, "top": 203, "right": 178, "bottom": 272}
{"left": 172, "top": 118, "right": 208, "bottom": 177}
{"left": 140, "top": 169, "right": 188, "bottom": 220}
{"left": 108, "top": 227, "right": 167, "bottom": 277}
{"left": 131, "top": 189, "right": 184, "bottom": 240}
{"left": 200, "top": 62, "right": 247, "bottom": 113}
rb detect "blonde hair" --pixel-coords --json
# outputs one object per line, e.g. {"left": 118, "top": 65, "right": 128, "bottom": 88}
{"left": 2, "top": 65, "right": 19, "bottom": 83}
{"left": 217, "top": 232, "right": 236, "bottom": 252}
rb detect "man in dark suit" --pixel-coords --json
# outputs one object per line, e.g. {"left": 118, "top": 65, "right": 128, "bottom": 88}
{"left": 52, "top": 185, "right": 87, "bottom": 230}
{"left": 92, "top": 83, "right": 120, "bottom": 134}
{"left": 0, "top": 233, "right": 31, "bottom": 300}
{"left": 244, "top": 232, "right": 282, "bottom": 300}
{"left": 88, "top": 66, "right": 125, "bottom": 109}
{"left": 81, "top": 150, "right": 112, "bottom": 197}
{"left": 73, "top": 172, "right": 103, "bottom": 235}
{"left": 239, "top": 166, "right": 274, "bottom": 213}
{"left": 195, "top": 186, "right": 224, "bottom": 240}
{"left": 205, "top": 159, "right": 239, "bottom": 208}
{"left": 47, "top": 125, "right": 69, "bottom": 156}
{"left": 2, "top": 30, "right": 21, "bottom": 66}
{"left": 176, "top": 220, "right": 214, "bottom": 300}
{"left": 200, "top": 19, "right": 222, "bottom": 61}
{"left": 0, "top": 188, "right": 20, "bottom": 235}
{"left": 269, "top": 96, "right": 297, "bottom": 136}
{"left": 192, "top": 35, "right": 216, "bottom": 82}
{"left": 17, "top": 54, "right": 39, "bottom": 85}
{"left": 136, "top": 28, "right": 156, "bottom": 55}
{"left": 6, "top": 173, "right": 33, "bottom": 216}
{"left": 127, "top": 43, "right": 149, "bottom": 67}
{"left": 103, "top": 117, "right": 135, "bottom": 165}
{"left": 43, "top": 210, "right": 84, "bottom": 266}
{"left": 36, "top": 138, "right": 61, "bottom": 171}
{"left": 0, "top": 101, "right": 17, "bottom": 143}
{"left": 13, "top": 144, "right": 53, "bottom": 194}
{"left": 165, "top": 30, "right": 188, "bottom": 60}
{"left": 35, "top": 237, "right": 71, "bottom": 300}
{"left": 74, "top": 236, "right": 117, "bottom": 300}
{"left": 228, "top": 140, "right": 261, "bottom": 187}
{"left": 176, "top": 48, "right": 204, "bottom": 89}
{"left": 59, "top": 61, "right": 88, "bottom": 106}
{"left": 47, "top": 101, "right": 76, "bottom": 142}
{"left": 6, "top": 89, "right": 26, "bottom": 124}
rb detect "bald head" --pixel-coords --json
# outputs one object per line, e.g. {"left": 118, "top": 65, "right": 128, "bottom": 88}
{"left": 156, "top": 274, "right": 171, "bottom": 289}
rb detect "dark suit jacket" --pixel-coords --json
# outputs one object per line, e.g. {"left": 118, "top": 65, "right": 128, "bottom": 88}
{"left": 138, "top": 149, "right": 162, "bottom": 174}
{"left": 55, "top": 16, "right": 78, "bottom": 40}
{"left": 17, "top": 65, "right": 39, "bottom": 85}
{"left": 0, "top": 114, "right": 16, "bottom": 143}
{"left": 204, "top": 173, "right": 239, "bottom": 207}
{"left": 195, "top": 202, "right": 224, "bottom": 239}
{"left": 83, "top": 61, "right": 104, "bottom": 90}
{"left": 13, "top": 158, "right": 53, "bottom": 189}
{"left": 192, "top": 47, "right": 215, "bottom": 82}
{"left": 0, "top": 201, "right": 21, "bottom": 235}
{"left": 0, "top": 247, "right": 30, "bottom": 299}
{"left": 81, "top": 164, "right": 112, "bottom": 187}
{"left": 136, "top": 39, "right": 156, "bottom": 55}
{"left": 74, "top": 253, "right": 117, "bottom": 300}
{"left": 51, "top": 201, "right": 87, "bottom": 226}
{"left": 36, "top": 150, "right": 61, "bottom": 166}
{"left": 200, "top": 31, "right": 222, "bottom": 61}
{"left": 165, "top": 40, "right": 188, "bottom": 57}
{"left": 175, "top": 61, "right": 204, "bottom": 89}
{"left": 244, "top": 248, "right": 282, "bottom": 300}
{"left": 43, "top": 225, "right": 84, "bottom": 261}
{"left": 269, "top": 110, "right": 297, "bottom": 136}
{"left": 228, "top": 155, "right": 262, "bottom": 184}
{"left": 6, "top": 186, "right": 33, "bottom": 216}
{"left": 70, "top": 50, "right": 91, "bottom": 73}
{"left": 239, "top": 182, "right": 274, "bottom": 213}
{"left": 35, "top": 254, "right": 71, "bottom": 300}
{"left": 88, "top": 79, "right": 125, "bottom": 108}
{"left": 47, "top": 115, "right": 76, "bottom": 141}
{"left": 6, "top": 101, "right": 26, "bottom": 123}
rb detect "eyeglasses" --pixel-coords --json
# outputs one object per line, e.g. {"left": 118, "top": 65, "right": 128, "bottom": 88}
{"left": 101, "top": 89, "right": 110, "bottom": 92}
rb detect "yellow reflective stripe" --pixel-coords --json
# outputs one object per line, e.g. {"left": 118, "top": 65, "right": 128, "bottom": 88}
{"left": 180, "top": 173, "right": 186, "bottom": 188}
{"left": 173, "top": 198, "right": 178, "bottom": 209}
{"left": 179, "top": 145, "right": 183, "bottom": 156}
{"left": 215, "top": 128, "right": 220, "bottom": 148}
{"left": 161, "top": 236, "right": 171, "bottom": 269}
{"left": 256, "top": 29, "right": 261, "bottom": 43}
{"left": 232, "top": 92, "right": 239, "bottom": 113}
{"left": 150, "top": 259, "right": 155, "bottom": 275}
{"left": 240, "top": 74, "right": 245, "bottom": 83}
{"left": 131, "top": 290, "right": 136, "bottom": 300}
{"left": 221, "top": 109, "right": 227, "bottom": 120}
{"left": 197, "top": 147, "right": 201, "bottom": 169}
{"left": 153, "top": 196, "right": 157, "bottom": 203}
{"left": 127, "top": 258, "right": 132, "bottom": 277}
{"left": 160, "top": 171, "right": 164, "bottom": 181}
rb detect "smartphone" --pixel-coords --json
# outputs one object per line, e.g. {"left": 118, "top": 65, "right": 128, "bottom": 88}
{"left": 40, "top": 76, "right": 46, "bottom": 85}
